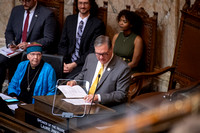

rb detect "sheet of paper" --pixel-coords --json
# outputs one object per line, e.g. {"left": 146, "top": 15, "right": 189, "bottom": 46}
{"left": 0, "top": 46, "right": 23, "bottom": 58}
{"left": 0, "top": 93, "right": 13, "bottom": 100}
{"left": 8, "top": 104, "right": 18, "bottom": 111}
{"left": 58, "top": 85, "right": 87, "bottom": 98}
{"left": 62, "top": 98, "right": 92, "bottom": 105}
{"left": 0, "top": 93, "right": 19, "bottom": 111}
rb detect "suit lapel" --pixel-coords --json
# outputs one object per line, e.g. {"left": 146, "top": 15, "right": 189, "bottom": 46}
{"left": 19, "top": 9, "right": 25, "bottom": 38}
{"left": 96, "top": 55, "right": 117, "bottom": 90}
{"left": 81, "top": 16, "right": 93, "bottom": 42}
{"left": 88, "top": 56, "right": 98, "bottom": 87}
{"left": 72, "top": 15, "right": 78, "bottom": 48}
{"left": 27, "top": 5, "right": 40, "bottom": 39}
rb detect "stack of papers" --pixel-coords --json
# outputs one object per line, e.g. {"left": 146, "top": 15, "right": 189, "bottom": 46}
{"left": 58, "top": 85, "right": 92, "bottom": 105}
{"left": 62, "top": 99, "right": 91, "bottom": 105}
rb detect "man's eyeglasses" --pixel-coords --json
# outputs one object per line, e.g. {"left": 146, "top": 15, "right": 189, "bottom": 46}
{"left": 78, "top": 2, "right": 89, "bottom": 6}
{"left": 29, "top": 53, "right": 42, "bottom": 57}
{"left": 19, "top": 0, "right": 31, "bottom": 3}
{"left": 95, "top": 52, "right": 109, "bottom": 57}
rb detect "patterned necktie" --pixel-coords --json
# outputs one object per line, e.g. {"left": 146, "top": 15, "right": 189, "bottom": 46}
{"left": 22, "top": 10, "right": 30, "bottom": 42}
{"left": 89, "top": 64, "right": 104, "bottom": 94}
{"left": 71, "top": 20, "right": 84, "bottom": 62}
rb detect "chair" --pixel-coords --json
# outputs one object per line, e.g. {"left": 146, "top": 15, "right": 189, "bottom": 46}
{"left": 73, "top": 1, "right": 108, "bottom": 27}
{"left": 126, "top": 6, "right": 158, "bottom": 72}
{"left": 21, "top": 52, "right": 63, "bottom": 80}
{"left": 97, "top": 1, "right": 108, "bottom": 27}
{"left": 129, "top": 0, "right": 200, "bottom": 102}
{"left": 38, "top": 0, "right": 64, "bottom": 32}
{"left": 165, "top": 80, "right": 200, "bottom": 101}
{"left": 126, "top": 6, "right": 158, "bottom": 101}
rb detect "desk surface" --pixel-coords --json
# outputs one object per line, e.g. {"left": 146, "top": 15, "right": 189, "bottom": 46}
{"left": 15, "top": 95, "right": 115, "bottom": 132}
{"left": 34, "top": 95, "right": 115, "bottom": 115}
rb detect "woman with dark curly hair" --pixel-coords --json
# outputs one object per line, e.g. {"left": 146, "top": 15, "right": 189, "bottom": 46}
{"left": 112, "top": 9, "right": 143, "bottom": 73}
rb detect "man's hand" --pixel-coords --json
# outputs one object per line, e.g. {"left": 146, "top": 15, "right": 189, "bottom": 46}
{"left": 9, "top": 44, "right": 18, "bottom": 51}
{"left": 63, "top": 62, "right": 77, "bottom": 73}
{"left": 17, "top": 42, "right": 29, "bottom": 50}
{"left": 84, "top": 94, "right": 98, "bottom": 103}
{"left": 66, "top": 80, "right": 77, "bottom": 86}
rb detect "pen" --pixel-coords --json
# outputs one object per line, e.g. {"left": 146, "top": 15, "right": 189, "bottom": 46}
{"left": 7, "top": 51, "right": 15, "bottom": 56}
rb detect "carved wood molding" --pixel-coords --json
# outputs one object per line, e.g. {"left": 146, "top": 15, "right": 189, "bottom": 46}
{"left": 183, "top": 0, "right": 200, "bottom": 18}
{"left": 135, "top": 7, "right": 158, "bottom": 72}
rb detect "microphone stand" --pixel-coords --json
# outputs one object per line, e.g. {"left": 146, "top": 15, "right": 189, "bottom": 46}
{"left": 88, "top": 74, "right": 101, "bottom": 115}
{"left": 52, "top": 79, "right": 87, "bottom": 133}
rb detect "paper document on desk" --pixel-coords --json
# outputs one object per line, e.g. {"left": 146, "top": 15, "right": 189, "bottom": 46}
{"left": 0, "top": 93, "right": 13, "bottom": 100}
{"left": 0, "top": 93, "right": 18, "bottom": 111}
{"left": 62, "top": 99, "right": 91, "bottom": 105}
{"left": 0, "top": 46, "right": 23, "bottom": 58}
{"left": 58, "top": 85, "right": 87, "bottom": 98}
{"left": 8, "top": 104, "right": 18, "bottom": 111}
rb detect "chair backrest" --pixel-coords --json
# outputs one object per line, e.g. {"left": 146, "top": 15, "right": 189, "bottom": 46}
{"left": 168, "top": 0, "right": 200, "bottom": 89}
{"left": 126, "top": 6, "right": 158, "bottom": 72}
{"left": 97, "top": 1, "right": 108, "bottom": 27}
{"left": 21, "top": 52, "right": 63, "bottom": 80}
{"left": 73, "top": 1, "right": 108, "bottom": 27}
{"left": 126, "top": 7, "right": 158, "bottom": 101}
{"left": 38, "top": 0, "right": 64, "bottom": 32}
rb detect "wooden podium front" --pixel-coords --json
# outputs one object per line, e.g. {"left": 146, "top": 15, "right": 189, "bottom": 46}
{"left": 15, "top": 95, "right": 115, "bottom": 132}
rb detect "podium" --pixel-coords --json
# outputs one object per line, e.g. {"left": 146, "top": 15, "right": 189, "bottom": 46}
{"left": 15, "top": 95, "right": 115, "bottom": 132}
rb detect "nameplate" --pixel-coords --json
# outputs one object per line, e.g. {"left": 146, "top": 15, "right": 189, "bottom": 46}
{"left": 25, "top": 113, "right": 67, "bottom": 133}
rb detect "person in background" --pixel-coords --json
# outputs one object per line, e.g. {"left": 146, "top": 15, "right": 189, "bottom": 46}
{"left": 0, "top": 0, "right": 57, "bottom": 92}
{"left": 112, "top": 9, "right": 143, "bottom": 73}
{"left": 68, "top": 35, "right": 131, "bottom": 107}
{"left": 58, "top": 0, "right": 105, "bottom": 79}
{"left": 8, "top": 43, "right": 56, "bottom": 103}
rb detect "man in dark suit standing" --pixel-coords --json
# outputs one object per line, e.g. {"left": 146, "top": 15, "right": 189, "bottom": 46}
{"left": 58, "top": 0, "right": 105, "bottom": 79}
{"left": 68, "top": 35, "right": 131, "bottom": 107}
{"left": 0, "top": 0, "right": 57, "bottom": 92}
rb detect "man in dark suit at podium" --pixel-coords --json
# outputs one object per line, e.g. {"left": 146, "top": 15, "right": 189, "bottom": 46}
{"left": 0, "top": 0, "right": 57, "bottom": 92}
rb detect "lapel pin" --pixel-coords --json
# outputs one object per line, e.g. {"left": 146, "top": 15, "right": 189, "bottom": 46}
{"left": 107, "top": 68, "right": 111, "bottom": 71}
{"left": 35, "top": 15, "right": 38, "bottom": 17}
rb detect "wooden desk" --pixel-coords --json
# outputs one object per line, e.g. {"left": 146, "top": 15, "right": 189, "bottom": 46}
{"left": 80, "top": 93, "right": 200, "bottom": 133}
{"left": 15, "top": 95, "right": 115, "bottom": 132}
{"left": 0, "top": 112, "right": 47, "bottom": 132}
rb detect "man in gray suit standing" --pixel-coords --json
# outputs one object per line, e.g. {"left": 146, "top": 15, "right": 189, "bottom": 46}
{"left": 68, "top": 35, "right": 131, "bottom": 107}
{"left": 0, "top": 0, "right": 57, "bottom": 92}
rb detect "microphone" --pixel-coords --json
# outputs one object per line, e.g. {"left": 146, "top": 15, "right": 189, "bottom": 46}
{"left": 88, "top": 74, "right": 101, "bottom": 115}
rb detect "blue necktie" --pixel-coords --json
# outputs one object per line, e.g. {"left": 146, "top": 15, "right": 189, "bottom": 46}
{"left": 72, "top": 20, "right": 84, "bottom": 62}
